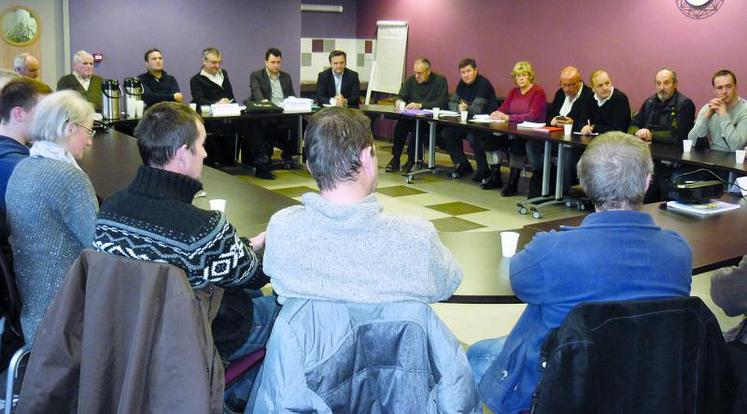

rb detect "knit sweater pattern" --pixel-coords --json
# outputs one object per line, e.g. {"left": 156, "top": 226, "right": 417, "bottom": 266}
{"left": 93, "top": 165, "right": 262, "bottom": 290}
{"left": 6, "top": 156, "right": 98, "bottom": 344}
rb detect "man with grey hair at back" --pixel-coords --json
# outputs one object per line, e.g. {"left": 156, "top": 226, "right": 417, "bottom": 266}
{"left": 468, "top": 131, "right": 692, "bottom": 414}
{"left": 13, "top": 53, "right": 40, "bottom": 79}
{"left": 57, "top": 50, "right": 103, "bottom": 111}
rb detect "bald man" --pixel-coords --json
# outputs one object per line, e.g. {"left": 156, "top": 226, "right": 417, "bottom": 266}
{"left": 527, "top": 66, "right": 594, "bottom": 197}
{"left": 13, "top": 53, "right": 40, "bottom": 79}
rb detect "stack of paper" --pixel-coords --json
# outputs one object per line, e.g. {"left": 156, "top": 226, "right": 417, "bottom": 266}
{"left": 666, "top": 200, "right": 740, "bottom": 216}
{"left": 210, "top": 103, "right": 242, "bottom": 117}
{"left": 517, "top": 121, "right": 546, "bottom": 128}
{"left": 282, "top": 97, "right": 314, "bottom": 112}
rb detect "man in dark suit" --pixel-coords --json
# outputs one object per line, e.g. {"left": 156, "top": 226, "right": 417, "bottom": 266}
{"left": 315, "top": 50, "right": 360, "bottom": 108}
{"left": 249, "top": 48, "right": 298, "bottom": 174}
{"left": 527, "top": 66, "right": 594, "bottom": 197}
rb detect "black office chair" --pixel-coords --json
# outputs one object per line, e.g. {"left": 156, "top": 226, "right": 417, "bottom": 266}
{"left": 0, "top": 250, "right": 29, "bottom": 414}
{"left": 530, "top": 297, "right": 736, "bottom": 414}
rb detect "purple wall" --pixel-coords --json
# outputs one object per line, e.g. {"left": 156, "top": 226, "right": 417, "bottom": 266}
{"left": 301, "top": 0, "right": 357, "bottom": 38}
{"left": 357, "top": 0, "right": 747, "bottom": 111}
{"left": 69, "top": 0, "right": 302, "bottom": 103}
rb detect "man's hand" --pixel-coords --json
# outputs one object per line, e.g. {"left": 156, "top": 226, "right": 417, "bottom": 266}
{"left": 217, "top": 98, "right": 231, "bottom": 104}
{"left": 707, "top": 98, "right": 727, "bottom": 118}
{"left": 580, "top": 124, "right": 595, "bottom": 135}
{"left": 405, "top": 102, "right": 422, "bottom": 110}
{"left": 490, "top": 111, "right": 509, "bottom": 121}
{"left": 173, "top": 92, "right": 184, "bottom": 103}
{"left": 635, "top": 128, "right": 652, "bottom": 142}
{"left": 458, "top": 102, "right": 468, "bottom": 112}
{"left": 334, "top": 94, "right": 347, "bottom": 107}
{"left": 249, "top": 231, "right": 266, "bottom": 252}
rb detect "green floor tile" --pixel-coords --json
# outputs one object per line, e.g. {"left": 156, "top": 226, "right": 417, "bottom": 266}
{"left": 377, "top": 185, "right": 426, "bottom": 197}
{"left": 429, "top": 217, "right": 486, "bottom": 232}
{"left": 426, "top": 201, "right": 488, "bottom": 216}
{"left": 272, "top": 186, "right": 318, "bottom": 197}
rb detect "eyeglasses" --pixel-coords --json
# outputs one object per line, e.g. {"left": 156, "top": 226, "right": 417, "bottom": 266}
{"left": 75, "top": 123, "right": 95, "bottom": 137}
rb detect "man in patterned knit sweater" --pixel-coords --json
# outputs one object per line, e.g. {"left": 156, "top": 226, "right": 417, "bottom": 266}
{"left": 93, "top": 102, "right": 276, "bottom": 411}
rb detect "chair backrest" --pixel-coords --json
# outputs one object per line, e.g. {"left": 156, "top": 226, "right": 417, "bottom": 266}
{"left": 530, "top": 296, "right": 736, "bottom": 414}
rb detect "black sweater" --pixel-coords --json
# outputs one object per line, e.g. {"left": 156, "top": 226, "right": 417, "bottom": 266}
{"left": 586, "top": 88, "right": 631, "bottom": 134}
{"left": 190, "top": 69, "right": 235, "bottom": 106}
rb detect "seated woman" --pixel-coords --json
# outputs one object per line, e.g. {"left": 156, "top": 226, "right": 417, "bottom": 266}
{"left": 6, "top": 90, "right": 98, "bottom": 346}
{"left": 471, "top": 61, "right": 546, "bottom": 196}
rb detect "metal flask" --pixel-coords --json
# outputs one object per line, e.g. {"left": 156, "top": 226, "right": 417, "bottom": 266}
{"left": 124, "top": 77, "right": 143, "bottom": 101}
{"left": 101, "top": 79, "right": 121, "bottom": 120}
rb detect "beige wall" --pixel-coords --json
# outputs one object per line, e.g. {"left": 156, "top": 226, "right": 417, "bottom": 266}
{"left": 0, "top": 0, "right": 67, "bottom": 87}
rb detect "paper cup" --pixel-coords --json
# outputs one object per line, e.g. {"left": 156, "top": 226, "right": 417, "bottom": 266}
{"left": 126, "top": 98, "right": 137, "bottom": 118}
{"left": 432, "top": 107, "right": 440, "bottom": 118}
{"left": 189, "top": 103, "right": 197, "bottom": 112}
{"left": 500, "top": 231, "right": 520, "bottom": 258}
{"left": 209, "top": 199, "right": 226, "bottom": 213}
{"left": 563, "top": 123, "right": 572, "bottom": 136}
{"left": 200, "top": 105, "right": 211, "bottom": 116}
{"left": 736, "top": 149, "right": 746, "bottom": 164}
{"left": 395, "top": 101, "right": 405, "bottom": 111}
{"left": 460, "top": 110, "right": 468, "bottom": 122}
{"left": 682, "top": 140, "right": 693, "bottom": 152}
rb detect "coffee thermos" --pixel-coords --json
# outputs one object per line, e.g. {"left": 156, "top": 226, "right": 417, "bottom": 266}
{"left": 101, "top": 79, "right": 121, "bottom": 120}
{"left": 124, "top": 77, "right": 143, "bottom": 117}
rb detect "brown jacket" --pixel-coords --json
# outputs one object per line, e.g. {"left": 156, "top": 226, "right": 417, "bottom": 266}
{"left": 18, "top": 249, "right": 224, "bottom": 414}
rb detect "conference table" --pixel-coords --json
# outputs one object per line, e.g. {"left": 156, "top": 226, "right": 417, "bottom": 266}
{"left": 80, "top": 129, "right": 298, "bottom": 237}
{"left": 442, "top": 194, "right": 747, "bottom": 304}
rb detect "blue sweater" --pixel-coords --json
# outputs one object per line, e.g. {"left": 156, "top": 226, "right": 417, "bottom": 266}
{"left": 479, "top": 210, "right": 692, "bottom": 414}
{"left": 0, "top": 135, "right": 29, "bottom": 232}
{"left": 6, "top": 156, "right": 98, "bottom": 345}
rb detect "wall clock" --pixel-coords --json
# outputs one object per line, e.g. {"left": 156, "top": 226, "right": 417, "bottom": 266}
{"left": 676, "top": 0, "right": 725, "bottom": 19}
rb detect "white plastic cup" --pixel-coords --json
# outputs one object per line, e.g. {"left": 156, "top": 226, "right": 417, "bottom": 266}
{"left": 200, "top": 105, "right": 211, "bottom": 116}
{"left": 126, "top": 98, "right": 136, "bottom": 118}
{"left": 395, "top": 100, "right": 405, "bottom": 111}
{"left": 460, "top": 110, "right": 468, "bottom": 122}
{"left": 682, "top": 139, "right": 693, "bottom": 152}
{"left": 563, "top": 123, "right": 572, "bottom": 136}
{"left": 135, "top": 100, "right": 145, "bottom": 118}
{"left": 189, "top": 103, "right": 197, "bottom": 112}
{"left": 209, "top": 198, "right": 226, "bottom": 213}
{"left": 432, "top": 107, "right": 440, "bottom": 118}
{"left": 736, "top": 149, "right": 746, "bottom": 164}
{"left": 500, "top": 231, "right": 520, "bottom": 258}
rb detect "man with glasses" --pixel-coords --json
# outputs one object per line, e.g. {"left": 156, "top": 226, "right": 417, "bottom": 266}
{"left": 527, "top": 66, "right": 593, "bottom": 197}
{"left": 57, "top": 50, "right": 103, "bottom": 112}
{"left": 190, "top": 47, "right": 235, "bottom": 106}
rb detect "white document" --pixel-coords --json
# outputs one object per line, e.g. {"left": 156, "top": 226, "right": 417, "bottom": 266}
{"left": 517, "top": 121, "right": 546, "bottom": 128}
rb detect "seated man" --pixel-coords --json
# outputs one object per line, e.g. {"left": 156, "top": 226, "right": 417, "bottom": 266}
{"left": 0, "top": 78, "right": 52, "bottom": 236}
{"left": 580, "top": 70, "right": 631, "bottom": 135}
{"left": 190, "top": 47, "right": 235, "bottom": 106}
{"left": 249, "top": 47, "right": 299, "bottom": 171}
{"left": 315, "top": 49, "right": 360, "bottom": 108}
{"left": 255, "top": 107, "right": 476, "bottom": 411}
{"left": 439, "top": 58, "right": 498, "bottom": 181}
{"left": 527, "top": 66, "right": 594, "bottom": 197}
{"left": 386, "top": 57, "right": 448, "bottom": 174}
{"left": 92, "top": 102, "right": 276, "bottom": 411}
{"left": 57, "top": 50, "right": 103, "bottom": 112}
{"left": 688, "top": 69, "right": 747, "bottom": 152}
{"left": 13, "top": 53, "right": 40, "bottom": 79}
{"left": 467, "top": 131, "right": 692, "bottom": 414}
{"left": 630, "top": 68, "right": 696, "bottom": 202}
{"left": 138, "top": 48, "right": 183, "bottom": 106}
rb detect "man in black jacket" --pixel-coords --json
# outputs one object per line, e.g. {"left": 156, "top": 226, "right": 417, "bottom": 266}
{"left": 249, "top": 48, "right": 299, "bottom": 175}
{"left": 190, "top": 47, "right": 235, "bottom": 106}
{"left": 315, "top": 50, "right": 360, "bottom": 108}
{"left": 138, "top": 48, "right": 183, "bottom": 106}
{"left": 527, "top": 66, "right": 594, "bottom": 197}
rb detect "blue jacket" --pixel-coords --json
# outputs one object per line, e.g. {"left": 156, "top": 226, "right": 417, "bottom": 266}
{"left": 479, "top": 210, "right": 693, "bottom": 414}
{"left": 253, "top": 299, "right": 481, "bottom": 413}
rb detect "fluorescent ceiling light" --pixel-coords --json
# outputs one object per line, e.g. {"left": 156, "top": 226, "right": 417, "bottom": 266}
{"left": 300, "top": 4, "right": 343, "bottom": 13}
